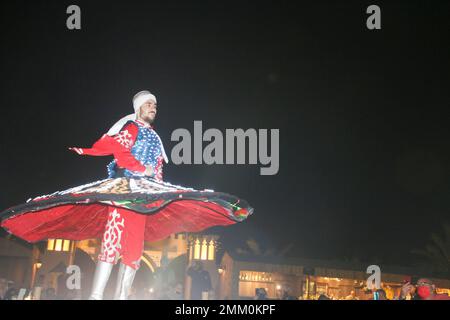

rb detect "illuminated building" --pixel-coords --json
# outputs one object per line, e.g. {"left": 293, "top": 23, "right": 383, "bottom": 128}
{"left": 217, "top": 251, "right": 450, "bottom": 300}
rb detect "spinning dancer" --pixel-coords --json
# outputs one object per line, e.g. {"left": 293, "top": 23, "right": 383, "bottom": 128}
{"left": 1, "top": 91, "right": 253, "bottom": 300}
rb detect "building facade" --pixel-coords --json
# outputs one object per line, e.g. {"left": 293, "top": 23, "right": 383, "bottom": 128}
{"left": 0, "top": 232, "right": 222, "bottom": 299}
{"left": 1, "top": 234, "right": 450, "bottom": 300}
{"left": 217, "top": 251, "right": 450, "bottom": 300}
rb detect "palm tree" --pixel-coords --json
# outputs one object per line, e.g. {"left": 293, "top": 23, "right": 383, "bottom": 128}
{"left": 411, "top": 223, "right": 450, "bottom": 274}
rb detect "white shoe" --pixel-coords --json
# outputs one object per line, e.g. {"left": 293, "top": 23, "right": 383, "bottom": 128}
{"left": 114, "top": 263, "right": 137, "bottom": 300}
{"left": 89, "top": 261, "right": 113, "bottom": 300}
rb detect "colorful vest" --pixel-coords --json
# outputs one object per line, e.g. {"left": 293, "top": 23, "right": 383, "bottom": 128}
{"left": 107, "top": 121, "right": 165, "bottom": 179}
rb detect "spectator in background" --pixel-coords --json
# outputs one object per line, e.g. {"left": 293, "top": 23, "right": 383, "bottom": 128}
{"left": 398, "top": 278, "right": 449, "bottom": 300}
{"left": 345, "top": 290, "right": 359, "bottom": 300}
{"left": 254, "top": 288, "right": 268, "bottom": 300}
{"left": 398, "top": 280, "right": 421, "bottom": 300}
{"left": 415, "top": 278, "right": 450, "bottom": 300}
{"left": 3, "top": 287, "right": 18, "bottom": 300}
{"left": 153, "top": 256, "right": 175, "bottom": 299}
{"left": 281, "top": 286, "right": 298, "bottom": 300}
{"left": 373, "top": 289, "right": 388, "bottom": 300}
{"left": 3, "top": 281, "right": 18, "bottom": 300}
{"left": 187, "top": 261, "right": 212, "bottom": 300}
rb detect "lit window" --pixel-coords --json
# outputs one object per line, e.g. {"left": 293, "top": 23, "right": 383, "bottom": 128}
{"left": 191, "top": 237, "right": 216, "bottom": 261}
{"left": 193, "top": 239, "right": 201, "bottom": 260}
{"left": 238, "top": 271, "right": 276, "bottom": 298}
{"left": 239, "top": 271, "right": 273, "bottom": 283}
{"left": 47, "top": 239, "right": 55, "bottom": 251}
{"left": 200, "top": 239, "right": 208, "bottom": 260}
{"left": 208, "top": 240, "right": 215, "bottom": 261}
{"left": 62, "top": 240, "right": 71, "bottom": 251}
{"left": 55, "top": 239, "right": 63, "bottom": 251}
{"left": 47, "top": 239, "right": 71, "bottom": 252}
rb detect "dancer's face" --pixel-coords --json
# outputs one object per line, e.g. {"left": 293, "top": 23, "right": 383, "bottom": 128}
{"left": 138, "top": 100, "right": 157, "bottom": 124}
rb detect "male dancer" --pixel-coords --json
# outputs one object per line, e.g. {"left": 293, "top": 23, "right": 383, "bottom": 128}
{"left": 77, "top": 90, "right": 167, "bottom": 300}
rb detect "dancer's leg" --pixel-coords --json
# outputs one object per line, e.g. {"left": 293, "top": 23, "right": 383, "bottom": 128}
{"left": 89, "top": 208, "right": 125, "bottom": 300}
{"left": 113, "top": 210, "right": 146, "bottom": 300}
{"left": 114, "top": 262, "right": 137, "bottom": 300}
{"left": 89, "top": 261, "right": 113, "bottom": 300}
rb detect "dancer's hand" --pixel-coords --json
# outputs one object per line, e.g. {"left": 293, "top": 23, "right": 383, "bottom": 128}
{"left": 68, "top": 147, "right": 83, "bottom": 155}
{"left": 144, "top": 165, "right": 154, "bottom": 176}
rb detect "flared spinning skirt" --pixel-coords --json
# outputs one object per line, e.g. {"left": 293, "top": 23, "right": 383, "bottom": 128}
{"left": 0, "top": 177, "right": 253, "bottom": 243}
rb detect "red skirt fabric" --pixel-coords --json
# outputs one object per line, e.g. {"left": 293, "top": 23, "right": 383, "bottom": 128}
{"left": 1, "top": 177, "right": 253, "bottom": 243}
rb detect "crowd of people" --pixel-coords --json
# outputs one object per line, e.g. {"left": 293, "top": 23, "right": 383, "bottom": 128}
{"left": 254, "top": 278, "right": 450, "bottom": 300}
{"left": 1, "top": 274, "right": 449, "bottom": 300}
{"left": 0, "top": 260, "right": 212, "bottom": 300}
{"left": 0, "top": 278, "right": 63, "bottom": 300}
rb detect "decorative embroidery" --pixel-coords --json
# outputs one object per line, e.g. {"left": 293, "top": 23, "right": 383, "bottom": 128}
{"left": 125, "top": 125, "right": 163, "bottom": 178}
{"left": 98, "top": 209, "right": 125, "bottom": 263}
{"left": 154, "top": 155, "right": 164, "bottom": 181}
{"left": 114, "top": 129, "right": 133, "bottom": 149}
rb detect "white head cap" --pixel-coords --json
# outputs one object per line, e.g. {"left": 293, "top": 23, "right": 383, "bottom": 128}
{"left": 132, "top": 90, "right": 157, "bottom": 113}
{"left": 106, "top": 90, "right": 157, "bottom": 136}
{"left": 105, "top": 90, "right": 168, "bottom": 163}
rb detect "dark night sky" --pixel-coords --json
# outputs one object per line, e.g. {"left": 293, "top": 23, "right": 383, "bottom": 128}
{"left": 1, "top": 0, "right": 449, "bottom": 266}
